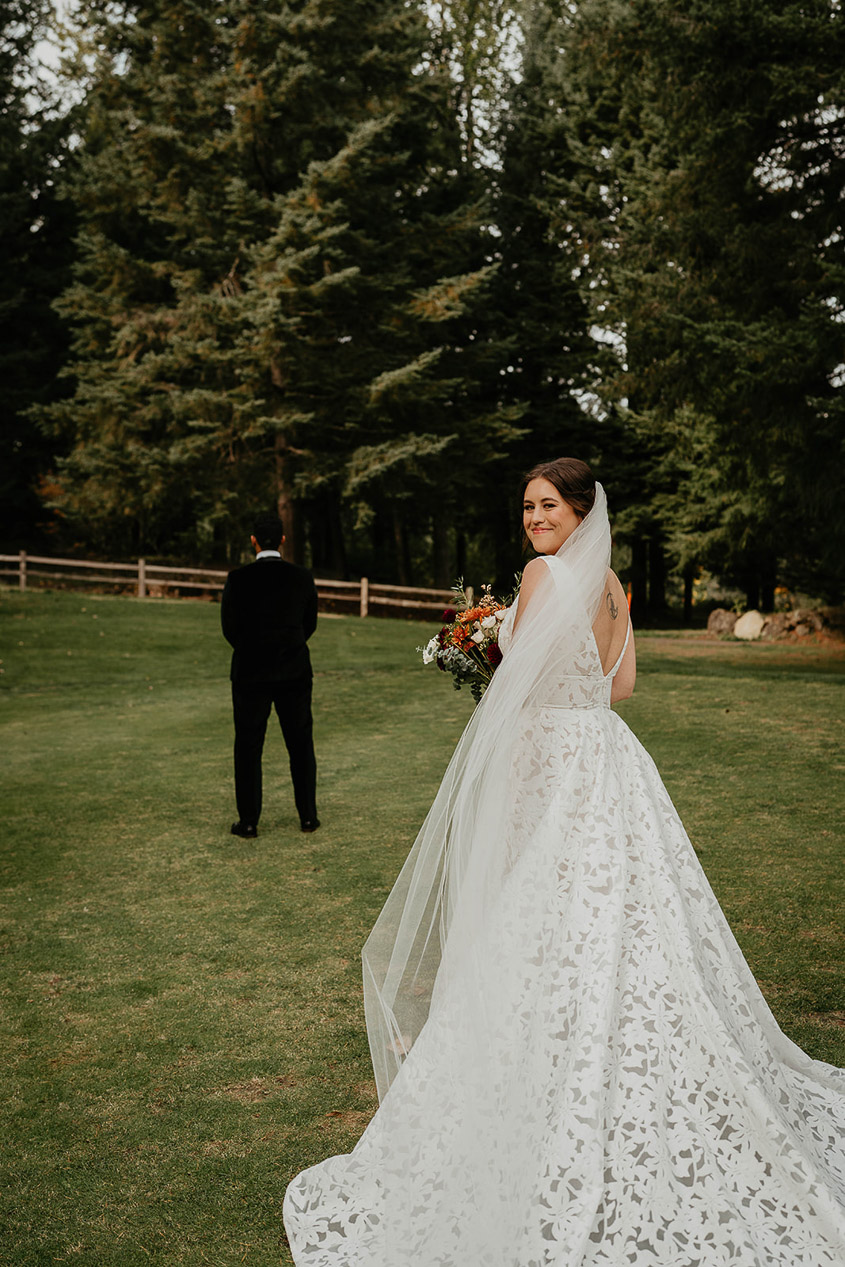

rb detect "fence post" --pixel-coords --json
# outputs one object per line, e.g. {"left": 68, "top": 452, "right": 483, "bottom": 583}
{"left": 465, "top": 585, "right": 474, "bottom": 608}
{"left": 359, "top": 576, "right": 369, "bottom": 618}
{"left": 19, "top": 550, "right": 27, "bottom": 592}
{"left": 138, "top": 558, "right": 146, "bottom": 599}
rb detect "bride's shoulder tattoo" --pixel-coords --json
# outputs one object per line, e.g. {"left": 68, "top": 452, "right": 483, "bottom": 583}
{"left": 606, "top": 592, "right": 618, "bottom": 620}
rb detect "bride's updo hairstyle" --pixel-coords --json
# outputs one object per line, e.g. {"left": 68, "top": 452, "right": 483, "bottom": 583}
{"left": 520, "top": 458, "right": 596, "bottom": 552}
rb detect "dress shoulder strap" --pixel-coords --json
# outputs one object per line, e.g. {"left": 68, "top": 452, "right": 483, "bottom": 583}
{"left": 607, "top": 616, "right": 631, "bottom": 679}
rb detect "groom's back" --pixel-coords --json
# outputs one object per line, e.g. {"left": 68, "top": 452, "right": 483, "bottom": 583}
{"left": 221, "top": 558, "right": 318, "bottom": 684}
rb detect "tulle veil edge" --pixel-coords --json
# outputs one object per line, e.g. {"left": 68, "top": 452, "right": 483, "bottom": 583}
{"left": 362, "top": 485, "right": 613, "bottom": 1100}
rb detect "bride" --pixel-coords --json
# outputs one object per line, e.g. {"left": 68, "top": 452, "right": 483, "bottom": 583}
{"left": 284, "top": 458, "right": 845, "bottom": 1265}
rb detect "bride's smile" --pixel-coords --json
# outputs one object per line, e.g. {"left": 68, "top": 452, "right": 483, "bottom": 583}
{"left": 523, "top": 476, "right": 582, "bottom": 554}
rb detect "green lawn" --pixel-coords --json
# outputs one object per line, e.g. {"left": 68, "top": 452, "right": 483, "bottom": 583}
{"left": 1, "top": 588, "right": 843, "bottom": 1266}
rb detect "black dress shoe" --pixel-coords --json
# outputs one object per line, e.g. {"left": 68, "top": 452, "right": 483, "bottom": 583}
{"left": 231, "top": 821, "right": 258, "bottom": 839}
{"left": 300, "top": 819, "right": 321, "bottom": 833}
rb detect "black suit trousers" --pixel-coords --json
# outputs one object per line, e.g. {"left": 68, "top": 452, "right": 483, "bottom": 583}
{"left": 232, "top": 678, "right": 317, "bottom": 826}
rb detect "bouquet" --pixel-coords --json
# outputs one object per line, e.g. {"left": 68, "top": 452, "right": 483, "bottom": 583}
{"left": 418, "top": 581, "right": 513, "bottom": 703}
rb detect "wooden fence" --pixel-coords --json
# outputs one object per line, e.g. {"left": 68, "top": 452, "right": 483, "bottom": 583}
{"left": 0, "top": 551, "right": 460, "bottom": 618}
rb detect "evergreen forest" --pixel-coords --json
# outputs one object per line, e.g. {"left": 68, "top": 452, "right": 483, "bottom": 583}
{"left": 5, "top": 0, "right": 844, "bottom": 614}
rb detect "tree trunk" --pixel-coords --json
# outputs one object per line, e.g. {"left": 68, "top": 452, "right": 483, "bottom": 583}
{"left": 371, "top": 506, "right": 393, "bottom": 582}
{"left": 743, "top": 562, "right": 760, "bottom": 611}
{"left": 683, "top": 563, "right": 694, "bottom": 625}
{"left": 432, "top": 514, "right": 452, "bottom": 589}
{"left": 303, "top": 504, "right": 321, "bottom": 571}
{"left": 330, "top": 503, "right": 347, "bottom": 579}
{"left": 305, "top": 494, "right": 344, "bottom": 576}
{"left": 274, "top": 433, "right": 298, "bottom": 564}
{"left": 392, "top": 505, "right": 410, "bottom": 586}
{"left": 760, "top": 552, "right": 777, "bottom": 612}
{"left": 648, "top": 535, "right": 666, "bottom": 611}
{"left": 493, "top": 508, "right": 520, "bottom": 593}
{"left": 629, "top": 535, "right": 649, "bottom": 623}
{"left": 456, "top": 530, "right": 467, "bottom": 584}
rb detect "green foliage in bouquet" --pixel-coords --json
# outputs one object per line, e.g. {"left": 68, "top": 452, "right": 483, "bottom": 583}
{"left": 418, "top": 578, "right": 518, "bottom": 703}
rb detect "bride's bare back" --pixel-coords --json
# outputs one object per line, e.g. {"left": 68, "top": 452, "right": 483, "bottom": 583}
{"left": 593, "top": 568, "right": 635, "bottom": 701}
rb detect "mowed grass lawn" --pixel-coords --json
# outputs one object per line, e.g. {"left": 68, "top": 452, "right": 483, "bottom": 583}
{"left": 1, "top": 587, "right": 843, "bottom": 1266}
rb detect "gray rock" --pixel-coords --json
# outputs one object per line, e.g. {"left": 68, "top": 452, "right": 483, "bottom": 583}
{"left": 734, "top": 610, "right": 765, "bottom": 641}
{"left": 707, "top": 608, "right": 737, "bottom": 635}
{"left": 760, "top": 613, "right": 789, "bottom": 641}
{"left": 792, "top": 608, "right": 823, "bottom": 632}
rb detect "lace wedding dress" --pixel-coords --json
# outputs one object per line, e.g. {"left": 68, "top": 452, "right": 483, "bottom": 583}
{"left": 284, "top": 487, "right": 845, "bottom": 1266}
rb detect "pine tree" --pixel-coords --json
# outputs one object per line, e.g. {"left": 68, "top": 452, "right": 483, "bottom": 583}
{"left": 427, "top": 0, "right": 520, "bottom": 164}
{"left": 562, "top": 0, "right": 845, "bottom": 607}
{"left": 232, "top": 8, "right": 521, "bottom": 582}
{"left": 0, "top": 0, "right": 75, "bottom": 549}
{"left": 43, "top": 0, "right": 246, "bottom": 556}
{"left": 485, "top": 0, "right": 618, "bottom": 582}
{"left": 44, "top": 0, "right": 509, "bottom": 581}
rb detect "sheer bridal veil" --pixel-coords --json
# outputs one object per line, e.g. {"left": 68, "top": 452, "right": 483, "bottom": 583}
{"left": 362, "top": 485, "right": 612, "bottom": 1100}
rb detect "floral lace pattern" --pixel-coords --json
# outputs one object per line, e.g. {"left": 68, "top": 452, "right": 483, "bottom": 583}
{"left": 284, "top": 620, "right": 845, "bottom": 1265}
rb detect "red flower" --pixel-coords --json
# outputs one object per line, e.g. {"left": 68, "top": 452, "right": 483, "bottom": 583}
{"left": 442, "top": 607, "right": 456, "bottom": 621}
{"left": 486, "top": 644, "right": 503, "bottom": 666}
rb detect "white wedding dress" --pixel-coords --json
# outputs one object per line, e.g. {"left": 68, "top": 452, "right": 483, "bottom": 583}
{"left": 284, "top": 487, "right": 845, "bottom": 1266}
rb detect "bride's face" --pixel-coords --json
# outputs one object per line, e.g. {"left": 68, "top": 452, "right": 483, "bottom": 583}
{"left": 523, "top": 478, "right": 582, "bottom": 554}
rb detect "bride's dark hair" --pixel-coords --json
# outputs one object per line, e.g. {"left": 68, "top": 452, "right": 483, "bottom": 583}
{"left": 520, "top": 457, "right": 596, "bottom": 521}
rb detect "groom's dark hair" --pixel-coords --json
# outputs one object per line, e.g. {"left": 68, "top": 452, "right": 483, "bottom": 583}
{"left": 252, "top": 512, "right": 285, "bottom": 550}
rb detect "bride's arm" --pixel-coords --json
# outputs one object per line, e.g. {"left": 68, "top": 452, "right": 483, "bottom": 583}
{"left": 512, "top": 557, "right": 549, "bottom": 632}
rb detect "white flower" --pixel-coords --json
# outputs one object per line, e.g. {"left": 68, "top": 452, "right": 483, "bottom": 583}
{"left": 480, "top": 614, "right": 497, "bottom": 629}
{"left": 422, "top": 636, "right": 439, "bottom": 665}
{"left": 470, "top": 630, "right": 484, "bottom": 644}
{"left": 495, "top": 607, "right": 508, "bottom": 621}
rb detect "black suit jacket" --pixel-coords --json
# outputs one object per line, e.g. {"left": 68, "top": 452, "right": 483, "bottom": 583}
{"left": 221, "top": 556, "right": 318, "bottom": 684}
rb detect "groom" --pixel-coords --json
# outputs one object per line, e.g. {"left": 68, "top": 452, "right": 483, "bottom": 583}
{"left": 221, "top": 512, "right": 319, "bottom": 838}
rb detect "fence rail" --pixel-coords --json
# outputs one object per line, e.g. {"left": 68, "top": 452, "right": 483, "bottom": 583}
{"left": 0, "top": 551, "right": 458, "bottom": 618}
